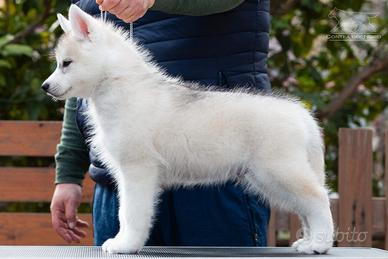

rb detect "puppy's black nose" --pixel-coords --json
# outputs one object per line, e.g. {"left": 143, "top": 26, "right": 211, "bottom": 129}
{"left": 41, "top": 82, "right": 50, "bottom": 92}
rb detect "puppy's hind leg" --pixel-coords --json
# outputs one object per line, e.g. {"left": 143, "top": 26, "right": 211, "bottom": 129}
{"left": 246, "top": 156, "right": 333, "bottom": 254}
{"left": 102, "top": 162, "right": 161, "bottom": 254}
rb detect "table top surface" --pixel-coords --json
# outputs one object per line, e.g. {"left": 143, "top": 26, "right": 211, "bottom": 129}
{"left": 0, "top": 246, "right": 387, "bottom": 259}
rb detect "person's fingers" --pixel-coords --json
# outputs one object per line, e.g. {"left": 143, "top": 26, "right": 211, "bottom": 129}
{"left": 62, "top": 216, "right": 86, "bottom": 242}
{"left": 123, "top": 10, "right": 145, "bottom": 23}
{"left": 100, "top": 0, "right": 121, "bottom": 11}
{"left": 64, "top": 201, "right": 78, "bottom": 230}
{"left": 116, "top": 4, "right": 133, "bottom": 19}
{"left": 57, "top": 227, "right": 73, "bottom": 243}
{"left": 76, "top": 218, "right": 90, "bottom": 228}
{"left": 72, "top": 227, "right": 87, "bottom": 238}
{"left": 119, "top": 5, "right": 143, "bottom": 23}
{"left": 68, "top": 230, "right": 82, "bottom": 243}
{"left": 51, "top": 206, "right": 63, "bottom": 227}
{"left": 50, "top": 184, "right": 83, "bottom": 243}
{"left": 96, "top": 0, "right": 104, "bottom": 5}
{"left": 54, "top": 226, "right": 72, "bottom": 243}
{"left": 109, "top": 0, "right": 130, "bottom": 15}
{"left": 51, "top": 211, "right": 73, "bottom": 243}
{"left": 131, "top": 11, "right": 146, "bottom": 22}
{"left": 51, "top": 204, "right": 71, "bottom": 242}
{"left": 52, "top": 212, "right": 65, "bottom": 232}
{"left": 105, "top": 0, "right": 154, "bottom": 23}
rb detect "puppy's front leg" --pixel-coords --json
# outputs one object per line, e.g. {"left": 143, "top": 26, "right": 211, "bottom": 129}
{"left": 102, "top": 163, "right": 160, "bottom": 254}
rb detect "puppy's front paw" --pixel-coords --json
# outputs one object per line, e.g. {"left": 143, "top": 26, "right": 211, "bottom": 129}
{"left": 292, "top": 238, "right": 307, "bottom": 250}
{"left": 295, "top": 240, "right": 331, "bottom": 255}
{"left": 102, "top": 237, "right": 142, "bottom": 254}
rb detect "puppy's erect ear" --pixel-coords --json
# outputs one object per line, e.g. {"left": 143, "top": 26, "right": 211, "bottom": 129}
{"left": 57, "top": 13, "right": 71, "bottom": 33}
{"left": 68, "top": 4, "right": 94, "bottom": 40}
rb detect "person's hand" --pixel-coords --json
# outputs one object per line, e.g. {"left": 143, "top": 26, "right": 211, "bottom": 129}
{"left": 50, "top": 183, "right": 89, "bottom": 243}
{"left": 96, "top": 0, "right": 155, "bottom": 23}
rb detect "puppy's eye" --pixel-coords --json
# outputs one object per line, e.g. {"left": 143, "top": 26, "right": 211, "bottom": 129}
{"left": 62, "top": 60, "right": 72, "bottom": 68}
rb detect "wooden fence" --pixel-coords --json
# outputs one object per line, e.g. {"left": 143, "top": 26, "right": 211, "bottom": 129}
{"left": 0, "top": 121, "right": 387, "bottom": 248}
{"left": 0, "top": 121, "right": 94, "bottom": 245}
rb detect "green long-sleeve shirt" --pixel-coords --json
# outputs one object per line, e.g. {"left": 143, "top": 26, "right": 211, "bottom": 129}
{"left": 151, "top": 0, "right": 244, "bottom": 16}
{"left": 55, "top": 0, "right": 245, "bottom": 185}
{"left": 55, "top": 98, "right": 90, "bottom": 185}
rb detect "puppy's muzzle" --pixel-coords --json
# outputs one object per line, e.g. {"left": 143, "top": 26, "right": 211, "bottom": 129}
{"left": 41, "top": 82, "right": 50, "bottom": 92}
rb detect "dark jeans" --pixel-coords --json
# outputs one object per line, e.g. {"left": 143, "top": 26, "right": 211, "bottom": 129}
{"left": 92, "top": 182, "right": 270, "bottom": 246}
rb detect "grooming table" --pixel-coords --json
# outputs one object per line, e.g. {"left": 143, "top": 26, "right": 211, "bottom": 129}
{"left": 0, "top": 246, "right": 387, "bottom": 259}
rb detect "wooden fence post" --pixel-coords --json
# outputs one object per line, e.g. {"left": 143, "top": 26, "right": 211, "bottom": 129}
{"left": 385, "top": 130, "right": 388, "bottom": 250}
{"left": 338, "top": 128, "right": 373, "bottom": 247}
{"left": 267, "top": 209, "right": 277, "bottom": 246}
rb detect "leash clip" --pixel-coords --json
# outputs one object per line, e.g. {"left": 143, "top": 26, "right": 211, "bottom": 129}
{"left": 100, "top": 10, "right": 107, "bottom": 22}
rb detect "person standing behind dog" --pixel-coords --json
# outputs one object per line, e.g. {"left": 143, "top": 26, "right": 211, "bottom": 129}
{"left": 51, "top": 0, "right": 272, "bottom": 246}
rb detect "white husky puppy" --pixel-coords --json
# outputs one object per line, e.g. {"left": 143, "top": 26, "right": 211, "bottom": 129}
{"left": 43, "top": 5, "right": 333, "bottom": 254}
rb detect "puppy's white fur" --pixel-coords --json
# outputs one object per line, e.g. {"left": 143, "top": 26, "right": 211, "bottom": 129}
{"left": 45, "top": 5, "right": 334, "bottom": 254}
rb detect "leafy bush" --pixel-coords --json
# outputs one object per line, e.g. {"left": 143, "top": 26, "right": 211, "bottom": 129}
{"left": 0, "top": 0, "right": 67, "bottom": 120}
{"left": 270, "top": 0, "right": 388, "bottom": 191}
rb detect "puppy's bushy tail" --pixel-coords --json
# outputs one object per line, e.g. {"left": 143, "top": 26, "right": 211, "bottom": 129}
{"left": 306, "top": 121, "right": 326, "bottom": 186}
